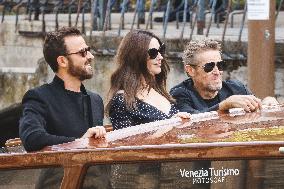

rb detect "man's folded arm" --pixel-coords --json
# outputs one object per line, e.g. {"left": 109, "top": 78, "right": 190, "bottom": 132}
{"left": 19, "top": 90, "right": 76, "bottom": 152}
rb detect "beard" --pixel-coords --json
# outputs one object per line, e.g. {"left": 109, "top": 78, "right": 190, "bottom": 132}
{"left": 194, "top": 78, "right": 222, "bottom": 94}
{"left": 67, "top": 58, "right": 93, "bottom": 81}
{"left": 206, "top": 81, "right": 222, "bottom": 92}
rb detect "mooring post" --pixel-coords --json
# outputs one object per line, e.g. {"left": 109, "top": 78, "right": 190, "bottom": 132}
{"left": 247, "top": 0, "right": 275, "bottom": 98}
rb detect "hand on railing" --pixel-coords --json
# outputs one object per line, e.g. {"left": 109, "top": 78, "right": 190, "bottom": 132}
{"left": 81, "top": 126, "right": 107, "bottom": 139}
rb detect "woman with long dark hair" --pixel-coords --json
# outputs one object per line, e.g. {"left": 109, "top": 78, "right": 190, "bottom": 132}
{"left": 106, "top": 30, "right": 189, "bottom": 130}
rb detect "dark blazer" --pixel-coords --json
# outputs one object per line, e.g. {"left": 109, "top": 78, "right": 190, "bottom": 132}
{"left": 19, "top": 76, "right": 104, "bottom": 151}
{"left": 170, "top": 78, "right": 251, "bottom": 114}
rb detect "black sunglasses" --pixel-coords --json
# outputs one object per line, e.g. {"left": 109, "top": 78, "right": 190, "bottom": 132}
{"left": 66, "top": 46, "right": 91, "bottom": 57}
{"left": 193, "top": 61, "right": 226, "bottom": 73}
{"left": 148, "top": 43, "right": 165, "bottom": 59}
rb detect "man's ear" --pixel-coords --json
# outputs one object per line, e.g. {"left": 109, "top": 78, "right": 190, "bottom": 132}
{"left": 184, "top": 65, "right": 195, "bottom": 77}
{"left": 57, "top": 56, "right": 68, "bottom": 69}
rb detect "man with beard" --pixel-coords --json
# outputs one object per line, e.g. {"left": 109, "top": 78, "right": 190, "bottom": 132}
{"left": 170, "top": 39, "right": 278, "bottom": 114}
{"left": 19, "top": 27, "right": 106, "bottom": 152}
{"left": 19, "top": 27, "right": 111, "bottom": 189}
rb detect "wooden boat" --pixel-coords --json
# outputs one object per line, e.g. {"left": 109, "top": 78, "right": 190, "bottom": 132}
{"left": 1, "top": 105, "right": 284, "bottom": 189}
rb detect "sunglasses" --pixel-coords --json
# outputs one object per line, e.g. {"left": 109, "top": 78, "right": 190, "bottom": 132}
{"left": 66, "top": 46, "right": 91, "bottom": 57}
{"left": 148, "top": 43, "right": 166, "bottom": 59}
{"left": 193, "top": 61, "right": 226, "bottom": 73}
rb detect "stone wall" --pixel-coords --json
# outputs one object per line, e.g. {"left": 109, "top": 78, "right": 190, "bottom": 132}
{"left": 1, "top": 54, "right": 284, "bottom": 111}
{"left": 0, "top": 58, "right": 48, "bottom": 109}
{"left": 0, "top": 22, "right": 43, "bottom": 68}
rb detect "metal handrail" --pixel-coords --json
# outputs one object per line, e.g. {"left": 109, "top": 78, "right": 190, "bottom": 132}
{"left": 68, "top": 0, "right": 77, "bottom": 27}
{"left": 131, "top": 0, "right": 140, "bottom": 30}
{"left": 146, "top": 0, "right": 155, "bottom": 30}
{"left": 118, "top": 0, "right": 128, "bottom": 35}
{"left": 162, "top": 0, "right": 171, "bottom": 39}
{"left": 1, "top": 0, "right": 15, "bottom": 23}
{"left": 14, "top": 0, "right": 24, "bottom": 32}
{"left": 54, "top": 0, "right": 65, "bottom": 30}
{"left": 4, "top": 0, "right": 279, "bottom": 48}
{"left": 276, "top": 0, "right": 283, "bottom": 20}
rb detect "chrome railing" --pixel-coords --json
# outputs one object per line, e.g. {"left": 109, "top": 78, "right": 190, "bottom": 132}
{"left": 1, "top": 0, "right": 282, "bottom": 43}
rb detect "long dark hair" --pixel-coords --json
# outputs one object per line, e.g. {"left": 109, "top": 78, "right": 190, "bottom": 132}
{"left": 106, "top": 30, "right": 174, "bottom": 114}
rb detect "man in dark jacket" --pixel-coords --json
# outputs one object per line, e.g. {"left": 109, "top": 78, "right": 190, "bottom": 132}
{"left": 19, "top": 27, "right": 111, "bottom": 189}
{"left": 19, "top": 27, "right": 106, "bottom": 152}
{"left": 170, "top": 39, "right": 278, "bottom": 114}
